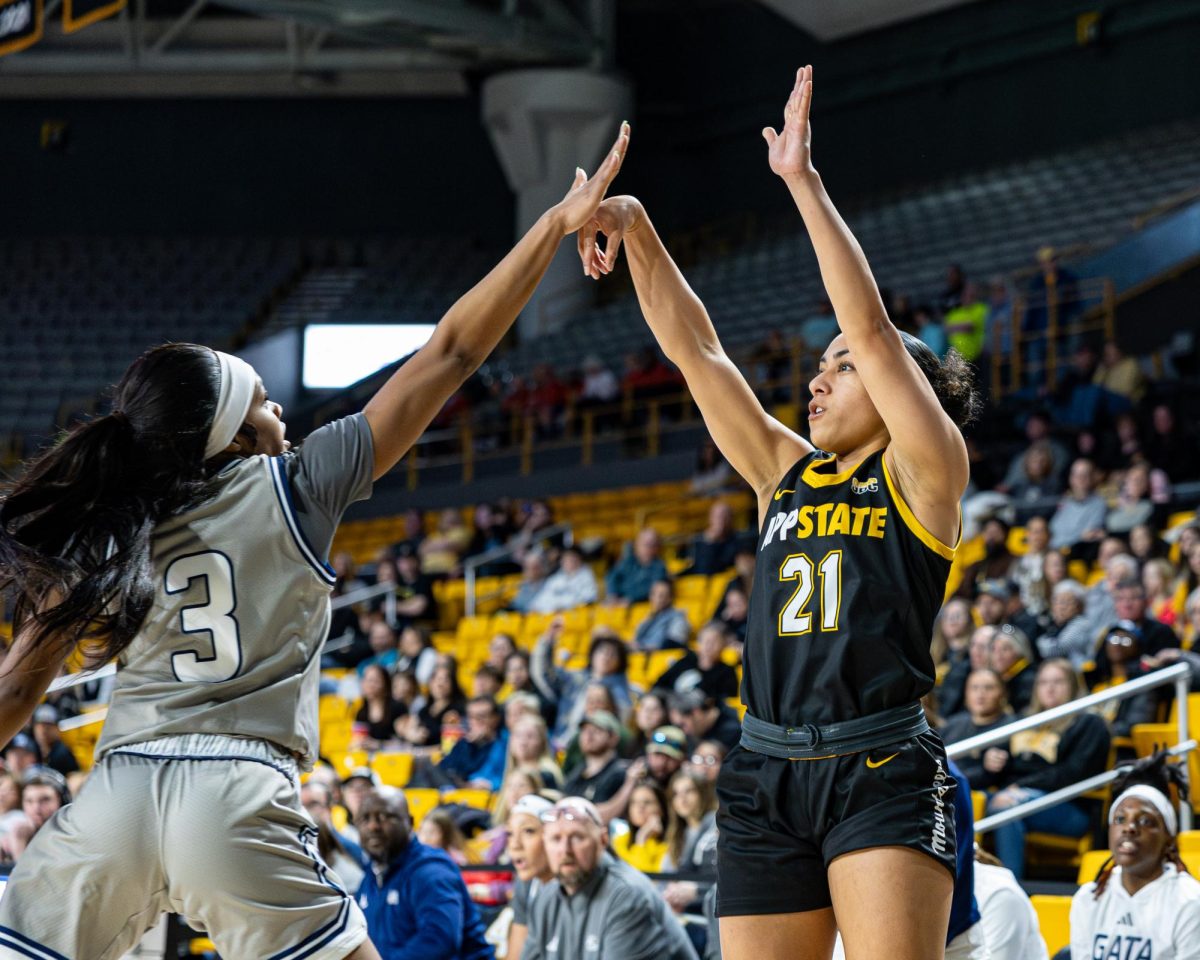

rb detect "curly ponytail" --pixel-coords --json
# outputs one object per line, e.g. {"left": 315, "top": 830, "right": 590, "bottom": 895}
{"left": 0, "top": 343, "right": 222, "bottom": 668}
{"left": 899, "top": 331, "right": 982, "bottom": 427}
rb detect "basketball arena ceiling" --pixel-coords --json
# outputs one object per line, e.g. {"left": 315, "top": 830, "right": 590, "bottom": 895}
{"left": 0, "top": 0, "right": 978, "bottom": 97}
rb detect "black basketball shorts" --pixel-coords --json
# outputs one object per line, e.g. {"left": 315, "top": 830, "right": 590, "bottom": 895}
{"left": 715, "top": 731, "right": 957, "bottom": 916}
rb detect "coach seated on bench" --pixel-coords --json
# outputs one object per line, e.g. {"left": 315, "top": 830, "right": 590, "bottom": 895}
{"left": 355, "top": 789, "right": 492, "bottom": 959}
{"left": 524, "top": 796, "right": 698, "bottom": 960}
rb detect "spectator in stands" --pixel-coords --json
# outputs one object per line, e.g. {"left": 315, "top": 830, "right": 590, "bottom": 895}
{"left": 984, "top": 276, "right": 1015, "bottom": 360}
{"left": 355, "top": 789, "right": 492, "bottom": 959}
{"left": 670, "top": 689, "right": 741, "bottom": 753}
{"left": 689, "top": 501, "right": 739, "bottom": 576}
{"left": 507, "top": 714, "right": 564, "bottom": 790}
{"left": 932, "top": 598, "right": 975, "bottom": 716}
{"left": 629, "top": 691, "right": 669, "bottom": 757}
{"left": 578, "top": 354, "right": 620, "bottom": 408}
{"left": 1093, "top": 340, "right": 1147, "bottom": 405}
{"left": 1144, "top": 402, "right": 1200, "bottom": 482}
{"left": 990, "top": 624, "right": 1037, "bottom": 714}
{"left": 391, "top": 670, "right": 420, "bottom": 715}
{"left": 716, "top": 585, "right": 749, "bottom": 646}
{"left": 1049, "top": 458, "right": 1108, "bottom": 557}
{"left": 666, "top": 769, "right": 718, "bottom": 873}
{"left": 502, "top": 652, "right": 556, "bottom": 726}
{"left": 2, "top": 732, "right": 41, "bottom": 779}
{"left": 3, "top": 768, "right": 71, "bottom": 863}
{"left": 1006, "top": 443, "right": 1062, "bottom": 503}
{"left": 1035, "top": 580, "right": 1094, "bottom": 669}
{"left": 437, "top": 695, "right": 508, "bottom": 791}
{"left": 510, "top": 553, "right": 550, "bottom": 614}
{"left": 390, "top": 547, "right": 438, "bottom": 629}
{"left": 1142, "top": 558, "right": 1179, "bottom": 629}
{"left": 605, "top": 528, "right": 668, "bottom": 606}
{"left": 472, "top": 664, "right": 505, "bottom": 700}
{"left": 798, "top": 297, "right": 838, "bottom": 351}
{"left": 632, "top": 579, "right": 692, "bottom": 652}
{"left": 687, "top": 740, "right": 727, "bottom": 785}
{"left": 527, "top": 797, "right": 698, "bottom": 960}
{"left": 611, "top": 779, "right": 673, "bottom": 872}
{"left": 399, "top": 660, "right": 466, "bottom": 748}
{"left": 510, "top": 500, "right": 561, "bottom": 565}
{"left": 941, "top": 668, "right": 1013, "bottom": 788}
{"left": 1023, "top": 246, "right": 1079, "bottom": 375}
{"left": 1069, "top": 753, "right": 1200, "bottom": 960}
{"left": 417, "top": 808, "right": 470, "bottom": 866}
{"left": 956, "top": 519, "right": 1017, "bottom": 599}
{"left": 29, "top": 705, "right": 78, "bottom": 778}
{"left": 1009, "top": 516, "right": 1053, "bottom": 618}
{"left": 357, "top": 620, "right": 399, "bottom": 676}
{"left": 529, "top": 364, "right": 568, "bottom": 440}
{"left": 1129, "top": 523, "right": 1169, "bottom": 564}
{"left": 622, "top": 346, "right": 679, "bottom": 401}
{"left": 390, "top": 508, "right": 426, "bottom": 558}
{"left": 505, "top": 793, "right": 556, "bottom": 960}
{"left": 533, "top": 621, "right": 632, "bottom": 743}
{"left": 653, "top": 622, "right": 740, "bottom": 701}
{"left": 938, "top": 263, "right": 966, "bottom": 314}
{"left": 1081, "top": 545, "right": 1137, "bottom": 635}
{"left": 0, "top": 770, "right": 24, "bottom": 848}
{"left": 971, "top": 850, "right": 1050, "bottom": 960}
{"left": 1179, "top": 587, "right": 1200, "bottom": 648}
{"left": 941, "top": 624, "right": 997, "bottom": 719}
{"left": 984, "top": 658, "right": 1111, "bottom": 878}
{"left": 530, "top": 546, "right": 598, "bottom": 613}
{"left": 943, "top": 281, "right": 988, "bottom": 362}
{"left": 972, "top": 579, "right": 1011, "bottom": 627}
{"left": 997, "top": 411, "right": 1070, "bottom": 494}
{"left": 1108, "top": 463, "right": 1168, "bottom": 536}
{"left": 485, "top": 633, "right": 518, "bottom": 674}
{"left": 353, "top": 664, "right": 405, "bottom": 749}
{"left": 300, "top": 780, "right": 365, "bottom": 894}
{"left": 690, "top": 438, "right": 734, "bottom": 496}
{"left": 912, "top": 304, "right": 947, "bottom": 358}
{"left": 1109, "top": 578, "right": 1179, "bottom": 656}
{"left": 1084, "top": 621, "right": 1161, "bottom": 743}
{"left": 562, "top": 711, "right": 627, "bottom": 807}
{"left": 644, "top": 726, "right": 689, "bottom": 791}
{"left": 750, "top": 329, "right": 791, "bottom": 404}
{"left": 466, "top": 502, "right": 516, "bottom": 576}
{"left": 419, "top": 508, "right": 472, "bottom": 578}
{"left": 395, "top": 624, "right": 438, "bottom": 688}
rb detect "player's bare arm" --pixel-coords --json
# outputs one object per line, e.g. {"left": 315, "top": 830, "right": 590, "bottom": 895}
{"left": 364, "top": 122, "right": 630, "bottom": 481}
{"left": 578, "top": 194, "right": 813, "bottom": 516}
{"left": 767, "top": 66, "right": 967, "bottom": 540}
{"left": 0, "top": 601, "right": 72, "bottom": 748}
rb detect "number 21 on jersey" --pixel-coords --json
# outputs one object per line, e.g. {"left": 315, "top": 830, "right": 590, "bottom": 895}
{"left": 778, "top": 550, "right": 842, "bottom": 635}
{"left": 164, "top": 550, "right": 243, "bottom": 683}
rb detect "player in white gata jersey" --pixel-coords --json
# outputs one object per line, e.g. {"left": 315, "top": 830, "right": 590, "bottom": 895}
{"left": 1070, "top": 753, "right": 1200, "bottom": 960}
{"left": 0, "top": 121, "right": 629, "bottom": 960}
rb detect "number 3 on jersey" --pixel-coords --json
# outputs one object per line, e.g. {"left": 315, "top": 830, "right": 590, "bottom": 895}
{"left": 778, "top": 551, "right": 842, "bottom": 635}
{"left": 164, "top": 551, "right": 243, "bottom": 683}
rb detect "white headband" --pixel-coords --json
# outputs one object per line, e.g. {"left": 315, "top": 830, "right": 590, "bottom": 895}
{"left": 510, "top": 795, "right": 554, "bottom": 821}
{"left": 204, "top": 350, "right": 259, "bottom": 461}
{"left": 1110, "top": 785, "right": 1177, "bottom": 836}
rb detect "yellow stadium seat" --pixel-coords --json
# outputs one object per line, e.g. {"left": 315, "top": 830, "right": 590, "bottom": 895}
{"left": 456, "top": 615, "right": 492, "bottom": 646}
{"left": 331, "top": 804, "right": 349, "bottom": 833}
{"left": 490, "top": 611, "right": 523, "bottom": 638}
{"left": 333, "top": 750, "right": 369, "bottom": 778}
{"left": 372, "top": 752, "right": 414, "bottom": 788}
{"left": 592, "top": 605, "right": 628, "bottom": 635}
{"left": 1077, "top": 849, "right": 1113, "bottom": 885}
{"left": 443, "top": 787, "right": 493, "bottom": 811}
{"left": 674, "top": 574, "right": 710, "bottom": 602}
{"left": 1025, "top": 831, "right": 1093, "bottom": 871}
{"left": 971, "top": 791, "right": 986, "bottom": 826}
{"left": 1131, "top": 722, "right": 1178, "bottom": 758}
{"left": 681, "top": 599, "right": 709, "bottom": 631}
{"left": 189, "top": 936, "right": 218, "bottom": 955}
{"left": 707, "top": 577, "right": 732, "bottom": 615}
{"left": 646, "top": 649, "right": 687, "bottom": 683}
{"left": 1030, "top": 895, "right": 1071, "bottom": 956}
{"left": 320, "top": 722, "right": 352, "bottom": 756}
{"left": 1179, "top": 831, "right": 1200, "bottom": 854}
{"left": 627, "top": 602, "right": 651, "bottom": 629}
{"left": 558, "top": 606, "right": 593, "bottom": 634}
{"left": 405, "top": 787, "right": 440, "bottom": 826}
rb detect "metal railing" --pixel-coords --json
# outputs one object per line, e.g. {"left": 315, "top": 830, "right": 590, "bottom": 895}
{"left": 464, "top": 521, "right": 574, "bottom": 617}
{"left": 947, "top": 662, "right": 1193, "bottom": 832}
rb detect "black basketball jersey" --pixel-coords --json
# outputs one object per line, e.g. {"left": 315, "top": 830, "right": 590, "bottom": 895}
{"left": 743, "top": 447, "right": 955, "bottom": 727}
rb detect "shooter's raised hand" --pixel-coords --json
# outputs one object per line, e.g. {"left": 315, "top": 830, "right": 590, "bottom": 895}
{"left": 762, "top": 64, "right": 814, "bottom": 178}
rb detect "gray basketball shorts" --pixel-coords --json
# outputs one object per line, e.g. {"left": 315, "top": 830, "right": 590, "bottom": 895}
{"left": 0, "top": 733, "right": 367, "bottom": 960}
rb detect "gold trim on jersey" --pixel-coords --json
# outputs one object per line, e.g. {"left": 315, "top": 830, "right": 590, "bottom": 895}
{"left": 880, "top": 456, "right": 958, "bottom": 561}
{"left": 800, "top": 454, "right": 867, "bottom": 487}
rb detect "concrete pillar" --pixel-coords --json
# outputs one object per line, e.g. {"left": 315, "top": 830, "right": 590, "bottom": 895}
{"left": 482, "top": 69, "right": 634, "bottom": 341}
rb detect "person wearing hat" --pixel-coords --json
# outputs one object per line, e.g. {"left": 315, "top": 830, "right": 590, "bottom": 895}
{"left": 31, "top": 705, "right": 79, "bottom": 778}
{"left": 526, "top": 797, "right": 698, "bottom": 960}
{"left": 989, "top": 624, "right": 1037, "bottom": 715}
{"left": 670, "top": 689, "right": 742, "bottom": 754}
{"left": 1070, "top": 753, "right": 1200, "bottom": 960}
{"left": 504, "top": 793, "right": 557, "bottom": 960}
{"left": 644, "top": 724, "right": 690, "bottom": 788}
{"left": 562, "top": 711, "right": 628, "bottom": 808}
{"left": 1085, "top": 621, "right": 1162, "bottom": 752}
{"left": 1, "top": 732, "right": 42, "bottom": 780}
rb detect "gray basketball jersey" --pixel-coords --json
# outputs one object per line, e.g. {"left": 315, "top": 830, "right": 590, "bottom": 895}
{"left": 95, "top": 414, "right": 374, "bottom": 770}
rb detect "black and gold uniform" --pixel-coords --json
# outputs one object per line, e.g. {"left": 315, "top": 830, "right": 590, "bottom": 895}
{"left": 716, "top": 448, "right": 959, "bottom": 916}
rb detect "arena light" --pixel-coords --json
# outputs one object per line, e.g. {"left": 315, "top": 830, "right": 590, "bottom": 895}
{"left": 302, "top": 323, "right": 436, "bottom": 389}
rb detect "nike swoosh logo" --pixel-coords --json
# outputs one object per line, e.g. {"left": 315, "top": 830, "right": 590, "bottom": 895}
{"left": 865, "top": 752, "right": 899, "bottom": 769}
{"left": 774, "top": 488, "right": 795, "bottom": 501}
